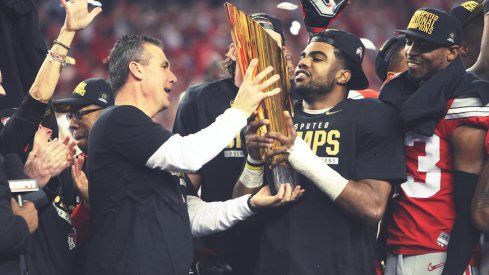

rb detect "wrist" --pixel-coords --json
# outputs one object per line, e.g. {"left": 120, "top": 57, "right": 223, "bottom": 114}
{"left": 288, "top": 137, "right": 348, "bottom": 201}
{"left": 247, "top": 154, "right": 263, "bottom": 165}
{"left": 239, "top": 156, "right": 264, "bottom": 188}
{"left": 247, "top": 194, "right": 260, "bottom": 213}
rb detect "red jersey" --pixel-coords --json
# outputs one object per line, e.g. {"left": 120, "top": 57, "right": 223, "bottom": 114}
{"left": 348, "top": 89, "right": 379, "bottom": 99}
{"left": 388, "top": 96, "right": 489, "bottom": 255}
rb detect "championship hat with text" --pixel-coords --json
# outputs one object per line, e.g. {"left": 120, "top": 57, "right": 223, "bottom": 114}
{"left": 396, "top": 8, "right": 463, "bottom": 46}
{"left": 450, "top": 1, "right": 481, "bottom": 26}
{"left": 53, "top": 78, "right": 114, "bottom": 113}
{"left": 308, "top": 29, "right": 369, "bottom": 90}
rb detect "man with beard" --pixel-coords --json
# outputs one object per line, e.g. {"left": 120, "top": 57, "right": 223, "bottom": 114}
{"left": 234, "top": 29, "right": 406, "bottom": 275}
{"left": 378, "top": 8, "right": 489, "bottom": 275}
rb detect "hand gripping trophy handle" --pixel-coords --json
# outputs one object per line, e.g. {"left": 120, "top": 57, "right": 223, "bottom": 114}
{"left": 225, "top": 2, "right": 297, "bottom": 194}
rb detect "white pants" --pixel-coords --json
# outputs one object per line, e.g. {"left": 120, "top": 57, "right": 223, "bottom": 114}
{"left": 384, "top": 252, "right": 478, "bottom": 275}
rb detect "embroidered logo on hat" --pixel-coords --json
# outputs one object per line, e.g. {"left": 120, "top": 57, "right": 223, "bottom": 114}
{"left": 73, "top": 81, "right": 88, "bottom": 97}
{"left": 396, "top": 8, "right": 462, "bottom": 46}
{"left": 461, "top": 1, "right": 478, "bottom": 12}
{"left": 99, "top": 92, "right": 108, "bottom": 104}
{"left": 356, "top": 47, "right": 363, "bottom": 59}
{"left": 407, "top": 10, "right": 439, "bottom": 35}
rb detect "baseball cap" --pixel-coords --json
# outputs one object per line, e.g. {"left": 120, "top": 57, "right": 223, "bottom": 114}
{"left": 375, "top": 36, "right": 406, "bottom": 82}
{"left": 450, "top": 1, "right": 481, "bottom": 26}
{"left": 396, "top": 8, "right": 463, "bottom": 46}
{"left": 53, "top": 78, "right": 114, "bottom": 113}
{"left": 251, "top": 13, "right": 286, "bottom": 45}
{"left": 308, "top": 29, "right": 369, "bottom": 90}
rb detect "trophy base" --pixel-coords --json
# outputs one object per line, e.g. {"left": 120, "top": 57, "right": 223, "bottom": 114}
{"left": 269, "top": 162, "right": 297, "bottom": 195}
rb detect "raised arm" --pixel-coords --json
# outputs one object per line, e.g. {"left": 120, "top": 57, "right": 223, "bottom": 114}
{"left": 146, "top": 60, "right": 281, "bottom": 173}
{"left": 29, "top": 0, "right": 102, "bottom": 103}
{"left": 467, "top": 1, "right": 489, "bottom": 81}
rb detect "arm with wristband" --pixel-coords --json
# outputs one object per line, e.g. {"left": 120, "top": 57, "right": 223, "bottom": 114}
{"left": 233, "top": 116, "right": 304, "bottom": 201}
{"left": 467, "top": 0, "right": 489, "bottom": 81}
{"left": 29, "top": 0, "right": 101, "bottom": 103}
{"left": 443, "top": 125, "right": 487, "bottom": 275}
{"left": 266, "top": 111, "right": 394, "bottom": 225}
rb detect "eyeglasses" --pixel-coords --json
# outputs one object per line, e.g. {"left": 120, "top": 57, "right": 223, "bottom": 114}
{"left": 66, "top": 107, "right": 103, "bottom": 121}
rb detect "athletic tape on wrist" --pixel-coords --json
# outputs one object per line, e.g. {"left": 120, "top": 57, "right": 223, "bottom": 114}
{"left": 288, "top": 137, "right": 348, "bottom": 200}
{"left": 239, "top": 158, "right": 264, "bottom": 188}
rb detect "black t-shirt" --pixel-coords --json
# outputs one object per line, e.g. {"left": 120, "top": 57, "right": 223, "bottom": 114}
{"left": 86, "top": 105, "right": 192, "bottom": 275}
{"left": 173, "top": 78, "right": 245, "bottom": 201}
{"left": 27, "top": 200, "right": 77, "bottom": 275}
{"left": 256, "top": 99, "right": 406, "bottom": 275}
{"left": 173, "top": 79, "right": 260, "bottom": 272}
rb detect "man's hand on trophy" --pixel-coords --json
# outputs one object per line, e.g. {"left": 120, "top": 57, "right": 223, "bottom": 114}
{"left": 265, "top": 111, "right": 297, "bottom": 168}
{"left": 249, "top": 184, "right": 304, "bottom": 209}
{"left": 301, "top": 0, "right": 350, "bottom": 33}
{"left": 233, "top": 59, "right": 281, "bottom": 118}
{"left": 245, "top": 116, "right": 274, "bottom": 162}
{"left": 283, "top": 46, "right": 295, "bottom": 80}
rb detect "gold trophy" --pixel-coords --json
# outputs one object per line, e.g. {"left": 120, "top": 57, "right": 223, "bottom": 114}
{"left": 225, "top": 2, "right": 296, "bottom": 193}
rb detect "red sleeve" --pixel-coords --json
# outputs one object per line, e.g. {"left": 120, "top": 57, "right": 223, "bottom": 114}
{"left": 443, "top": 97, "right": 489, "bottom": 155}
{"left": 70, "top": 203, "right": 91, "bottom": 245}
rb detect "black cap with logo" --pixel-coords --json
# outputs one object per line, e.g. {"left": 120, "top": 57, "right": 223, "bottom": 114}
{"left": 450, "top": 1, "right": 481, "bottom": 26}
{"left": 396, "top": 7, "right": 463, "bottom": 46}
{"left": 375, "top": 36, "right": 406, "bottom": 82}
{"left": 251, "top": 13, "right": 286, "bottom": 45}
{"left": 308, "top": 29, "right": 369, "bottom": 90}
{"left": 53, "top": 78, "right": 114, "bottom": 113}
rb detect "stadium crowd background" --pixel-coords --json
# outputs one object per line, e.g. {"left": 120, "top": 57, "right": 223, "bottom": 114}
{"left": 36, "top": 0, "right": 459, "bottom": 128}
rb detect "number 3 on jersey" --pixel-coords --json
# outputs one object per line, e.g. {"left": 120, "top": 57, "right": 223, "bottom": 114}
{"left": 401, "top": 132, "right": 441, "bottom": 198}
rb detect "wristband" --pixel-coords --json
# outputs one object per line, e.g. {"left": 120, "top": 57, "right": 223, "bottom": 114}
{"left": 239, "top": 156, "right": 264, "bottom": 188}
{"left": 53, "top": 39, "right": 71, "bottom": 51}
{"left": 288, "top": 137, "right": 348, "bottom": 201}
{"left": 485, "top": 0, "right": 489, "bottom": 15}
{"left": 246, "top": 193, "right": 260, "bottom": 213}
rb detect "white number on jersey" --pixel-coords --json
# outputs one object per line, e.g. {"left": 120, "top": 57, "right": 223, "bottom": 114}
{"left": 401, "top": 132, "right": 442, "bottom": 198}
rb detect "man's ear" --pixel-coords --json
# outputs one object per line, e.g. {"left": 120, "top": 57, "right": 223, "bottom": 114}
{"left": 447, "top": 45, "right": 460, "bottom": 62}
{"left": 336, "top": 69, "right": 352, "bottom": 86}
{"left": 128, "top": 61, "right": 144, "bottom": 80}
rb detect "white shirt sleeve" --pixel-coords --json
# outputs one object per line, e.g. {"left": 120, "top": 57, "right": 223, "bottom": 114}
{"left": 145, "top": 108, "right": 247, "bottom": 172}
{"left": 187, "top": 194, "right": 255, "bottom": 237}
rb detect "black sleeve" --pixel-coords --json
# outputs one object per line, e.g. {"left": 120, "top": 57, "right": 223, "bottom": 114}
{"left": 353, "top": 104, "right": 406, "bottom": 184}
{"left": 0, "top": 167, "right": 30, "bottom": 255}
{"left": 0, "top": 0, "right": 47, "bottom": 111}
{"left": 172, "top": 89, "right": 199, "bottom": 135}
{"left": 441, "top": 170, "right": 480, "bottom": 275}
{"left": 0, "top": 95, "right": 47, "bottom": 156}
{"left": 106, "top": 106, "right": 174, "bottom": 167}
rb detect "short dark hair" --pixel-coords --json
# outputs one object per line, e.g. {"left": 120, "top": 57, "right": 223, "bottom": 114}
{"left": 332, "top": 47, "right": 356, "bottom": 90}
{"left": 386, "top": 42, "right": 406, "bottom": 73}
{"left": 108, "top": 34, "right": 163, "bottom": 94}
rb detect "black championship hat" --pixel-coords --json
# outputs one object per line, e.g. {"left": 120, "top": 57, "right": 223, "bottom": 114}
{"left": 53, "top": 78, "right": 114, "bottom": 113}
{"left": 450, "top": 1, "right": 481, "bottom": 26}
{"left": 375, "top": 36, "right": 406, "bottom": 82}
{"left": 308, "top": 29, "right": 369, "bottom": 90}
{"left": 396, "top": 8, "right": 463, "bottom": 46}
{"left": 251, "top": 13, "right": 286, "bottom": 45}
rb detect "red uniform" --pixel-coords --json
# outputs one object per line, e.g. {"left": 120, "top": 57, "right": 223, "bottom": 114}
{"left": 388, "top": 96, "right": 489, "bottom": 255}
